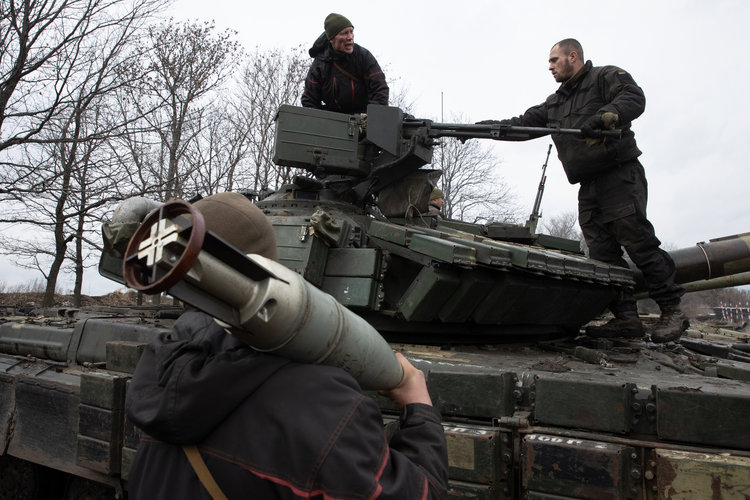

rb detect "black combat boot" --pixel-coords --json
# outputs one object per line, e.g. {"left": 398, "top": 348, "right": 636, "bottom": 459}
{"left": 650, "top": 304, "right": 689, "bottom": 343}
{"left": 585, "top": 310, "right": 645, "bottom": 339}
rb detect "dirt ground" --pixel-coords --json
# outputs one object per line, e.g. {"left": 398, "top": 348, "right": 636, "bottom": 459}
{"left": 0, "top": 290, "right": 141, "bottom": 308}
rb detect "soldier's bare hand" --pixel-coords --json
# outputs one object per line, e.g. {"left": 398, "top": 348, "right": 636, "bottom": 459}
{"left": 379, "top": 352, "right": 432, "bottom": 408}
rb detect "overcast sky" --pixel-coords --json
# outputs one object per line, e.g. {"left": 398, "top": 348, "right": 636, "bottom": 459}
{"left": 3, "top": 0, "right": 749, "bottom": 295}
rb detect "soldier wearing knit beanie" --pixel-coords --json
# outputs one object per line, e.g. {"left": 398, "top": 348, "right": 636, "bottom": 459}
{"left": 428, "top": 188, "right": 444, "bottom": 219}
{"left": 193, "top": 192, "right": 277, "bottom": 261}
{"left": 300, "top": 13, "right": 389, "bottom": 114}
{"left": 324, "top": 13, "right": 352, "bottom": 40}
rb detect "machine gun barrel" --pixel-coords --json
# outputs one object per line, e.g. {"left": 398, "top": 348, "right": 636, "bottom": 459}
{"left": 121, "top": 200, "right": 403, "bottom": 390}
{"left": 403, "top": 119, "right": 623, "bottom": 141}
{"left": 525, "top": 144, "right": 553, "bottom": 234}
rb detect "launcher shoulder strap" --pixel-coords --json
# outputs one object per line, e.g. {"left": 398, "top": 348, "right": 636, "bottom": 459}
{"left": 183, "top": 445, "right": 228, "bottom": 500}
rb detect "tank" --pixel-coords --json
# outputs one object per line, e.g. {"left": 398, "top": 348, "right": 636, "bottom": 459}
{"left": 2, "top": 104, "right": 750, "bottom": 499}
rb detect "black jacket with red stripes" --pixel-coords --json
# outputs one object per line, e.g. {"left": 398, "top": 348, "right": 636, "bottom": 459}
{"left": 301, "top": 33, "right": 389, "bottom": 114}
{"left": 125, "top": 310, "right": 448, "bottom": 499}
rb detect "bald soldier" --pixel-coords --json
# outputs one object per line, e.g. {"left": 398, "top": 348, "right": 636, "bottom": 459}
{"left": 479, "top": 38, "right": 688, "bottom": 343}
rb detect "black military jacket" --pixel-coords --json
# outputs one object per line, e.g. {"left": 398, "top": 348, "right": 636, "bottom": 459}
{"left": 507, "top": 60, "right": 645, "bottom": 183}
{"left": 126, "top": 310, "right": 448, "bottom": 499}
{"left": 301, "top": 33, "right": 389, "bottom": 114}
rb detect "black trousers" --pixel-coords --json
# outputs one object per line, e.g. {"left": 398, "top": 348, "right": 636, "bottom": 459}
{"left": 578, "top": 159, "right": 684, "bottom": 313}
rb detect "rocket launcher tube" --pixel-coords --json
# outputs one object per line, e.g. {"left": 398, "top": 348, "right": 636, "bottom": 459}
{"left": 123, "top": 200, "right": 403, "bottom": 390}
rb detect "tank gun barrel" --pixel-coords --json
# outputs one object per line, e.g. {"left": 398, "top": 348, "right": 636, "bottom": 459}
{"left": 121, "top": 200, "right": 403, "bottom": 390}
{"left": 632, "top": 233, "right": 750, "bottom": 296}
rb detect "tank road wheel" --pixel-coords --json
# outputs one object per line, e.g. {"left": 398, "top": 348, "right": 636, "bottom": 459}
{"left": 122, "top": 200, "right": 206, "bottom": 294}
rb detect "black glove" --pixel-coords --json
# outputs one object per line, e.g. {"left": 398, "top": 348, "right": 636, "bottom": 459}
{"left": 580, "top": 114, "right": 605, "bottom": 138}
{"left": 581, "top": 112, "right": 619, "bottom": 138}
{"left": 475, "top": 119, "right": 502, "bottom": 125}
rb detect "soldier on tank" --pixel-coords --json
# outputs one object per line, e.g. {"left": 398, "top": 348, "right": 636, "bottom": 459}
{"left": 125, "top": 192, "right": 448, "bottom": 499}
{"left": 427, "top": 187, "right": 445, "bottom": 219}
{"left": 478, "top": 38, "right": 688, "bottom": 343}
{"left": 301, "top": 13, "right": 389, "bottom": 114}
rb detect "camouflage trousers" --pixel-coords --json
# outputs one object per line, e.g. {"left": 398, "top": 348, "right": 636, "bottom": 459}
{"left": 577, "top": 159, "right": 685, "bottom": 314}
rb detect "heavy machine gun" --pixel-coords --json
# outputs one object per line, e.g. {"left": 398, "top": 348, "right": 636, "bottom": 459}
{"left": 272, "top": 104, "right": 619, "bottom": 209}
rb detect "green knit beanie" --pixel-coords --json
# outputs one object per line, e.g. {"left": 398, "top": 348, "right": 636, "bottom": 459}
{"left": 430, "top": 188, "right": 444, "bottom": 201}
{"left": 325, "top": 13, "right": 353, "bottom": 40}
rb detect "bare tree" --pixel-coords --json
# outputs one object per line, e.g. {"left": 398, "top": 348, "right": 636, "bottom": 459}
{"left": 0, "top": 0, "right": 168, "bottom": 305}
{"left": 233, "top": 46, "right": 308, "bottom": 193}
{"left": 0, "top": 114, "right": 116, "bottom": 306}
{"left": 541, "top": 210, "right": 587, "bottom": 255}
{"left": 186, "top": 105, "right": 249, "bottom": 195}
{"left": 0, "top": 0, "right": 167, "bottom": 155}
{"left": 432, "top": 131, "right": 521, "bottom": 223}
{"left": 105, "top": 86, "right": 167, "bottom": 199}
{"left": 384, "top": 72, "right": 415, "bottom": 115}
{"left": 542, "top": 211, "right": 581, "bottom": 239}
{"left": 118, "top": 19, "right": 243, "bottom": 200}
